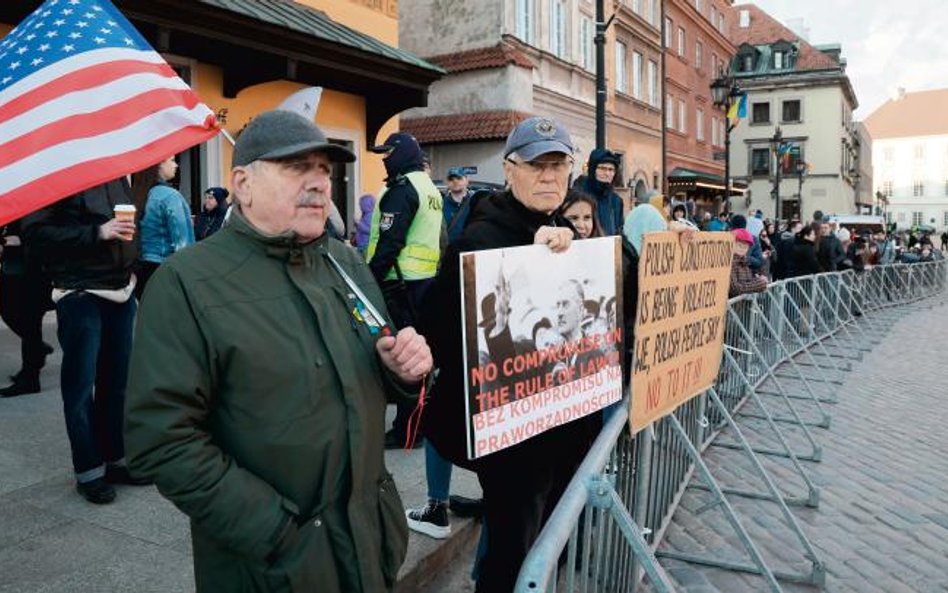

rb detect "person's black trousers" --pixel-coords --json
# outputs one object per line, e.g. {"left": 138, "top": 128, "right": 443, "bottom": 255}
{"left": 0, "top": 271, "right": 51, "bottom": 376}
{"left": 383, "top": 277, "right": 433, "bottom": 441}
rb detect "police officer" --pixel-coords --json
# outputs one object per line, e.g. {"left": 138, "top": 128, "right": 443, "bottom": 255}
{"left": 366, "top": 132, "right": 443, "bottom": 449}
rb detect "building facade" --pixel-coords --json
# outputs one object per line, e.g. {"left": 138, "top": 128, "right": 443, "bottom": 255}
{"left": 663, "top": 0, "right": 739, "bottom": 217}
{"left": 864, "top": 89, "right": 948, "bottom": 232}
{"left": 0, "top": 0, "right": 442, "bottom": 232}
{"left": 727, "top": 4, "right": 862, "bottom": 222}
{"left": 399, "top": 0, "right": 664, "bottom": 204}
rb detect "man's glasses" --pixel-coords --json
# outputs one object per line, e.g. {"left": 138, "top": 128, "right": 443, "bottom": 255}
{"left": 505, "top": 157, "right": 574, "bottom": 176}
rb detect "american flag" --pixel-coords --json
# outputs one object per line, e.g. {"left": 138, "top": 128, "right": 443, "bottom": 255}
{"left": 0, "top": 0, "right": 219, "bottom": 225}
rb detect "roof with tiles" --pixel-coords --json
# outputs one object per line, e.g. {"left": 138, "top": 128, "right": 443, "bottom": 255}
{"left": 401, "top": 110, "right": 532, "bottom": 144}
{"left": 863, "top": 89, "right": 948, "bottom": 139}
{"left": 426, "top": 41, "right": 534, "bottom": 74}
{"left": 731, "top": 4, "right": 840, "bottom": 74}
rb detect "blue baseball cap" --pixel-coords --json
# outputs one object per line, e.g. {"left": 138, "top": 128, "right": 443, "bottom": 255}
{"left": 503, "top": 116, "right": 574, "bottom": 162}
{"left": 446, "top": 167, "right": 467, "bottom": 179}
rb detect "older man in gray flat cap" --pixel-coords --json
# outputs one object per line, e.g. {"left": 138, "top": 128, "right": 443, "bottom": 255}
{"left": 125, "top": 110, "right": 432, "bottom": 593}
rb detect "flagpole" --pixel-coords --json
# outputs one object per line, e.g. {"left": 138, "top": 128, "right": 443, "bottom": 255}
{"left": 220, "top": 128, "right": 236, "bottom": 147}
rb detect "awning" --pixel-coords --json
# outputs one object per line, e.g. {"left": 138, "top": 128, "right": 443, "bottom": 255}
{"left": 667, "top": 167, "right": 747, "bottom": 196}
{"left": 0, "top": 0, "right": 444, "bottom": 144}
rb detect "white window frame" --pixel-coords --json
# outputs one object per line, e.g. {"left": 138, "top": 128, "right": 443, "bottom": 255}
{"left": 678, "top": 99, "right": 687, "bottom": 133}
{"left": 550, "top": 0, "right": 567, "bottom": 58}
{"left": 678, "top": 27, "right": 686, "bottom": 57}
{"left": 666, "top": 94, "right": 674, "bottom": 128}
{"left": 913, "top": 180, "right": 925, "bottom": 197}
{"left": 695, "top": 40, "right": 703, "bottom": 70}
{"left": 882, "top": 181, "right": 893, "bottom": 196}
{"left": 664, "top": 17, "right": 673, "bottom": 48}
{"left": 912, "top": 211, "right": 924, "bottom": 226}
{"left": 632, "top": 51, "right": 643, "bottom": 99}
{"left": 516, "top": 0, "right": 535, "bottom": 44}
{"left": 711, "top": 115, "right": 719, "bottom": 146}
{"left": 580, "top": 16, "right": 594, "bottom": 71}
{"left": 648, "top": 59, "right": 658, "bottom": 106}
{"left": 615, "top": 40, "right": 628, "bottom": 93}
{"left": 697, "top": 108, "right": 705, "bottom": 142}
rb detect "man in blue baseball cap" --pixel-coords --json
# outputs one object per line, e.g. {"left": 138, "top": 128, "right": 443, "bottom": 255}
{"left": 416, "top": 116, "right": 599, "bottom": 593}
{"left": 443, "top": 167, "right": 474, "bottom": 243}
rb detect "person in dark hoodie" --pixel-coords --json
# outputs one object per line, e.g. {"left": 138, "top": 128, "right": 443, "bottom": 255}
{"left": 579, "top": 148, "right": 624, "bottom": 236}
{"left": 194, "top": 187, "right": 230, "bottom": 241}
{"left": 366, "top": 132, "right": 443, "bottom": 449}
{"left": 420, "top": 116, "right": 590, "bottom": 593}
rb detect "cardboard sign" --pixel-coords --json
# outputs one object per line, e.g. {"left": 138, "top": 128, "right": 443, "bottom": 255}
{"left": 630, "top": 232, "right": 732, "bottom": 433}
{"left": 461, "top": 237, "right": 624, "bottom": 459}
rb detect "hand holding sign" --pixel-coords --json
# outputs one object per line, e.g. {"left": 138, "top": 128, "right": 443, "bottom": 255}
{"left": 534, "top": 226, "right": 573, "bottom": 253}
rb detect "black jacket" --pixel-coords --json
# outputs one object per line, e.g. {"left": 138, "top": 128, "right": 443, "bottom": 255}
{"left": 368, "top": 173, "right": 421, "bottom": 284}
{"left": 22, "top": 180, "right": 138, "bottom": 290}
{"left": 772, "top": 231, "right": 796, "bottom": 280}
{"left": 791, "top": 237, "right": 821, "bottom": 277}
{"left": 419, "top": 191, "right": 600, "bottom": 472}
{"left": 579, "top": 149, "right": 624, "bottom": 236}
{"left": 818, "top": 234, "right": 846, "bottom": 272}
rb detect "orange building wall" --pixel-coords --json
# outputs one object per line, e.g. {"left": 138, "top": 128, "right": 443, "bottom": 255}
{"left": 296, "top": 0, "right": 399, "bottom": 47}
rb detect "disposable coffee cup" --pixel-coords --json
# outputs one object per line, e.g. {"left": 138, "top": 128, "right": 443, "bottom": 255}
{"left": 114, "top": 204, "right": 136, "bottom": 241}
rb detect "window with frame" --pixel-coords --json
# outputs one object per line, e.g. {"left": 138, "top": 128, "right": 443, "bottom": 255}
{"left": 550, "top": 0, "right": 567, "bottom": 58}
{"left": 718, "top": 13, "right": 725, "bottom": 32}
{"left": 882, "top": 180, "right": 893, "bottom": 196}
{"left": 697, "top": 108, "right": 705, "bottom": 141}
{"left": 615, "top": 40, "right": 628, "bottom": 93}
{"left": 666, "top": 94, "right": 674, "bottom": 128}
{"left": 633, "top": 0, "right": 642, "bottom": 13}
{"left": 913, "top": 180, "right": 924, "bottom": 196}
{"left": 774, "top": 50, "right": 786, "bottom": 69}
{"left": 711, "top": 53, "right": 718, "bottom": 75}
{"left": 741, "top": 53, "right": 754, "bottom": 72}
{"left": 664, "top": 17, "right": 673, "bottom": 48}
{"left": 711, "top": 115, "right": 719, "bottom": 145}
{"left": 752, "top": 102, "right": 770, "bottom": 124}
{"left": 678, "top": 27, "right": 686, "bottom": 57}
{"left": 695, "top": 40, "right": 703, "bottom": 70}
{"left": 633, "top": 51, "right": 643, "bottom": 99}
{"left": 648, "top": 60, "right": 658, "bottom": 106}
{"left": 751, "top": 148, "right": 770, "bottom": 176}
{"left": 711, "top": 6, "right": 718, "bottom": 27}
{"left": 912, "top": 211, "right": 923, "bottom": 226}
{"left": 678, "top": 99, "right": 687, "bottom": 133}
{"left": 580, "top": 16, "right": 594, "bottom": 71}
{"left": 782, "top": 99, "right": 801, "bottom": 123}
{"left": 781, "top": 145, "right": 804, "bottom": 175}
{"left": 695, "top": 0, "right": 703, "bottom": 13}
{"left": 650, "top": 0, "right": 658, "bottom": 25}
{"left": 516, "top": 0, "right": 535, "bottom": 43}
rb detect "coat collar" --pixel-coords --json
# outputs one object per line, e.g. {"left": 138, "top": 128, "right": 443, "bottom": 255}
{"left": 228, "top": 206, "right": 329, "bottom": 264}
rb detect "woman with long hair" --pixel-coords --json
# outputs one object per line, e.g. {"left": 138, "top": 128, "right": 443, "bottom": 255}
{"left": 131, "top": 156, "right": 194, "bottom": 299}
{"left": 560, "top": 190, "right": 603, "bottom": 239}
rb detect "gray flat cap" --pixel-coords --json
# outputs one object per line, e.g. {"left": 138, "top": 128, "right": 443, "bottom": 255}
{"left": 233, "top": 110, "right": 356, "bottom": 167}
{"left": 503, "top": 116, "right": 574, "bottom": 162}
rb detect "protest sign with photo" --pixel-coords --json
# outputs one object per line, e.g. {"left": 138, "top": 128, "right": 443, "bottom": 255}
{"left": 461, "top": 237, "right": 624, "bottom": 460}
{"left": 630, "top": 232, "right": 733, "bottom": 433}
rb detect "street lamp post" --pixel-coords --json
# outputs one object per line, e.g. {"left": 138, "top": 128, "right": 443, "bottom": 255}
{"left": 710, "top": 69, "right": 741, "bottom": 212}
{"left": 770, "top": 126, "right": 784, "bottom": 222}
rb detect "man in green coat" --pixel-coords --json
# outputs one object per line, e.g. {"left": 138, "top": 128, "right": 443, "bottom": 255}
{"left": 125, "top": 110, "right": 433, "bottom": 593}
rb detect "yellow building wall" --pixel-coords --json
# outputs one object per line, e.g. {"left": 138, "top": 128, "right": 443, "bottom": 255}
{"left": 193, "top": 63, "right": 394, "bottom": 199}
{"left": 296, "top": 0, "right": 399, "bottom": 46}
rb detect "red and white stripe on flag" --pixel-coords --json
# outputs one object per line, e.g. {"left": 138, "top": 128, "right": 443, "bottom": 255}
{"left": 0, "top": 4, "right": 218, "bottom": 226}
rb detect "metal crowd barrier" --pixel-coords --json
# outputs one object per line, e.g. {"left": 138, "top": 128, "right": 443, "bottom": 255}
{"left": 515, "top": 260, "right": 947, "bottom": 593}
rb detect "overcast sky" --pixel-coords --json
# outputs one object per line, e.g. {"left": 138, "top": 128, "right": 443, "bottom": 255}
{"left": 746, "top": 0, "right": 948, "bottom": 120}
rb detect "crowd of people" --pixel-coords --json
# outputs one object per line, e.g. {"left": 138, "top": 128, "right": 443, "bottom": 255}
{"left": 0, "top": 108, "right": 944, "bottom": 593}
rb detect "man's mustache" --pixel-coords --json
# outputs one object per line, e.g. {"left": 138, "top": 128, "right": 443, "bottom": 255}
{"left": 296, "top": 193, "right": 328, "bottom": 207}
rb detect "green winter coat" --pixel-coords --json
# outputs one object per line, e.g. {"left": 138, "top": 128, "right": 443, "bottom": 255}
{"left": 125, "top": 210, "right": 411, "bottom": 593}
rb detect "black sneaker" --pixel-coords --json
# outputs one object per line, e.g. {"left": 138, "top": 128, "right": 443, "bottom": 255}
{"left": 76, "top": 478, "right": 116, "bottom": 504}
{"left": 105, "top": 465, "right": 153, "bottom": 486}
{"left": 448, "top": 495, "right": 484, "bottom": 519}
{"left": 0, "top": 376, "right": 41, "bottom": 398}
{"left": 405, "top": 500, "right": 450, "bottom": 539}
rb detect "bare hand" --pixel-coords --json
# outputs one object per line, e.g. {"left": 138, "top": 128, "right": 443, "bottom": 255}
{"left": 99, "top": 218, "right": 136, "bottom": 241}
{"left": 376, "top": 327, "right": 433, "bottom": 384}
{"left": 534, "top": 226, "right": 573, "bottom": 253}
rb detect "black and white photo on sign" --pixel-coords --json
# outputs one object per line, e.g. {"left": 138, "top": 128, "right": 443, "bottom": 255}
{"left": 461, "top": 236, "right": 624, "bottom": 459}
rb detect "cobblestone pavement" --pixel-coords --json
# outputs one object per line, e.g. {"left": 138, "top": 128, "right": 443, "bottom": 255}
{"left": 0, "top": 319, "right": 480, "bottom": 593}
{"left": 652, "top": 297, "right": 948, "bottom": 593}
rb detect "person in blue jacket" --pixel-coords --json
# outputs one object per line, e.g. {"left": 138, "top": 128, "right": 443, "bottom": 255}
{"left": 132, "top": 156, "right": 195, "bottom": 299}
